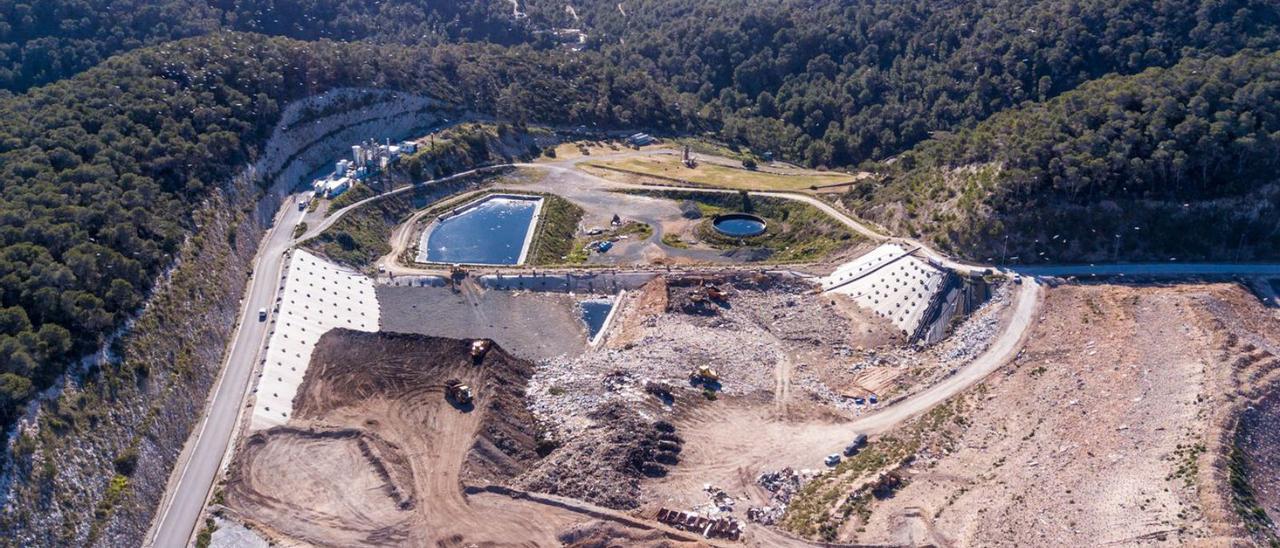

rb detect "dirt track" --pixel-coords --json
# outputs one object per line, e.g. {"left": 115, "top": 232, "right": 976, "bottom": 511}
{"left": 841, "top": 283, "right": 1272, "bottom": 545}
{"left": 223, "top": 330, "right": 704, "bottom": 546}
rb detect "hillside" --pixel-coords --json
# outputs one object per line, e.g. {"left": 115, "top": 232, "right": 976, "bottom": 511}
{"left": 0, "top": 31, "right": 685, "bottom": 446}
{"left": 528, "top": 0, "right": 1280, "bottom": 165}
{"left": 843, "top": 51, "right": 1280, "bottom": 263}
{"left": 0, "top": 0, "right": 537, "bottom": 93}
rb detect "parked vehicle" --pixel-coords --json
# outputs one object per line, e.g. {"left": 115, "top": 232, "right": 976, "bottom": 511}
{"left": 824, "top": 454, "right": 842, "bottom": 467}
{"left": 843, "top": 433, "right": 868, "bottom": 456}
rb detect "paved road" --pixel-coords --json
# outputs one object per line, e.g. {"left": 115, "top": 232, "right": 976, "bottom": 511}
{"left": 152, "top": 145, "right": 1280, "bottom": 547}
{"left": 1016, "top": 263, "right": 1280, "bottom": 277}
{"left": 145, "top": 194, "right": 305, "bottom": 548}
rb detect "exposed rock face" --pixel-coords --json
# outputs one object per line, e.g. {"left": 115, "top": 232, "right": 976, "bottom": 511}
{"left": 0, "top": 88, "right": 445, "bottom": 547}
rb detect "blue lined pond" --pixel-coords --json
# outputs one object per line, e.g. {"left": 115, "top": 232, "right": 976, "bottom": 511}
{"left": 418, "top": 195, "right": 542, "bottom": 265}
{"left": 579, "top": 298, "right": 614, "bottom": 342}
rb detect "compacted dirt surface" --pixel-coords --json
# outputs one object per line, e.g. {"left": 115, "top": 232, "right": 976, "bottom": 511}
{"left": 824, "top": 283, "right": 1275, "bottom": 546}
{"left": 222, "top": 330, "right": 704, "bottom": 547}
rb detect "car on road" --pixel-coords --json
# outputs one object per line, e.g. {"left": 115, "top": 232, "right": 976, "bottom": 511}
{"left": 843, "top": 433, "right": 868, "bottom": 456}
{"left": 824, "top": 454, "right": 841, "bottom": 467}
{"left": 257, "top": 308, "right": 267, "bottom": 321}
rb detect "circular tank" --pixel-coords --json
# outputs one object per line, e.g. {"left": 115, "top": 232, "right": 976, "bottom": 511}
{"left": 711, "top": 213, "right": 767, "bottom": 237}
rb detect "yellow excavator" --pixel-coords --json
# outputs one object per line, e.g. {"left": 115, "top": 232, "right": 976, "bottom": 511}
{"left": 689, "top": 365, "right": 720, "bottom": 385}
{"left": 445, "top": 379, "right": 473, "bottom": 406}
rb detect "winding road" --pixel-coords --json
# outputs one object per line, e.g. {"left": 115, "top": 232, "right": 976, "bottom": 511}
{"left": 148, "top": 145, "right": 1280, "bottom": 547}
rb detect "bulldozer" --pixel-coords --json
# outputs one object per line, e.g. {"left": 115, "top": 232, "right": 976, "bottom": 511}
{"left": 470, "top": 339, "right": 491, "bottom": 362}
{"left": 689, "top": 365, "right": 720, "bottom": 385}
{"left": 445, "top": 379, "right": 473, "bottom": 406}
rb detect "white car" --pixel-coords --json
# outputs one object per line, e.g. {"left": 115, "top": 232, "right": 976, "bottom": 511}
{"left": 824, "top": 454, "right": 841, "bottom": 467}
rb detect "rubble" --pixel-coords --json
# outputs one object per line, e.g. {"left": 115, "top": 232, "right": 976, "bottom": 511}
{"left": 748, "top": 467, "right": 814, "bottom": 525}
{"left": 528, "top": 276, "right": 848, "bottom": 438}
{"left": 936, "top": 282, "right": 1011, "bottom": 365}
{"left": 655, "top": 508, "right": 742, "bottom": 540}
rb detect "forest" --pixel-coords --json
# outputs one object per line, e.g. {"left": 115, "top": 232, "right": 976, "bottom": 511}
{"left": 1, "top": 0, "right": 1280, "bottom": 435}
{"left": 844, "top": 52, "right": 1280, "bottom": 262}
{"left": 527, "top": 0, "right": 1280, "bottom": 163}
{"left": 0, "top": 0, "right": 535, "bottom": 92}
{"left": 0, "top": 32, "right": 687, "bottom": 429}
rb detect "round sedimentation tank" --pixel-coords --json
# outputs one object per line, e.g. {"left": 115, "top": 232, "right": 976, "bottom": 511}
{"left": 711, "top": 213, "right": 767, "bottom": 237}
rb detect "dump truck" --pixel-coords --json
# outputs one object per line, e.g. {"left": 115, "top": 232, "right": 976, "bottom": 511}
{"left": 689, "top": 365, "right": 720, "bottom": 384}
{"left": 445, "top": 379, "right": 473, "bottom": 406}
{"left": 470, "top": 340, "right": 491, "bottom": 362}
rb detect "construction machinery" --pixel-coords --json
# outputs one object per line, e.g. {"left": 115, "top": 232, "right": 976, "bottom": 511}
{"left": 470, "top": 339, "right": 491, "bottom": 362}
{"left": 705, "top": 284, "right": 726, "bottom": 301}
{"left": 689, "top": 365, "right": 720, "bottom": 385}
{"left": 445, "top": 379, "right": 473, "bottom": 406}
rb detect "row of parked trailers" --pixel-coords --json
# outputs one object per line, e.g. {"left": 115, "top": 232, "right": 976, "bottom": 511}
{"left": 656, "top": 508, "right": 742, "bottom": 540}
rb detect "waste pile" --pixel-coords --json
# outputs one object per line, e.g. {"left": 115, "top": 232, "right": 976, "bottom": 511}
{"left": 748, "top": 467, "right": 814, "bottom": 525}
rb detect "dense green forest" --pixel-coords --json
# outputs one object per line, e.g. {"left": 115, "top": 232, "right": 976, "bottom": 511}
{"left": 0, "top": 0, "right": 536, "bottom": 92}
{"left": 2, "top": 0, "right": 1280, "bottom": 432}
{"left": 844, "top": 51, "right": 1280, "bottom": 262}
{"left": 0, "top": 31, "right": 686, "bottom": 428}
{"left": 539, "top": 0, "right": 1280, "bottom": 165}
{"left": 7, "top": 0, "right": 1279, "bottom": 164}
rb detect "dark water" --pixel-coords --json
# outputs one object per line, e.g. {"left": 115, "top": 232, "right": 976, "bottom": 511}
{"left": 713, "top": 215, "right": 766, "bottom": 237}
{"left": 580, "top": 299, "right": 614, "bottom": 340}
{"left": 423, "top": 196, "right": 539, "bottom": 264}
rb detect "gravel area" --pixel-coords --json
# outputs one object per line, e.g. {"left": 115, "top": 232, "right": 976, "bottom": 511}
{"left": 377, "top": 284, "right": 588, "bottom": 361}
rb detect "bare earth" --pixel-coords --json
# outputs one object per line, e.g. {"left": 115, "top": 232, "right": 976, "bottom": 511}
{"left": 222, "top": 330, "right": 704, "bottom": 547}
{"left": 848, "top": 283, "right": 1263, "bottom": 546}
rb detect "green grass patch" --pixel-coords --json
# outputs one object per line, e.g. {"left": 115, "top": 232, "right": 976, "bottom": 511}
{"left": 622, "top": 189, "right": 859, "bottom": 262}
{"left": 583, "top": 153, "right": 853, "bottom": 191}
{"left": 325, "top": 181, "right": 375, "bottom": 213}
{"left": 526, "top": 193, "right": 585, "bottom": 266}
{"left": 661, "top": 233, "right": 689, "bottom": 249}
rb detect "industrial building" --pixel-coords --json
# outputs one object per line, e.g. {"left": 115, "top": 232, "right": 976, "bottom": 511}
{"left": 312, "top": 138, "right": 418, "bottom": 198}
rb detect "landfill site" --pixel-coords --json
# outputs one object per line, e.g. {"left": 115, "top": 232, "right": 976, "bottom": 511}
{"left": 206, "top": 145, "right": 1280, "bottom": 547}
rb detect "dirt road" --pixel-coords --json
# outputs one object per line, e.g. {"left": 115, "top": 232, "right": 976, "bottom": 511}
{"left": 644, "top": 278, "right": 1041, "bottom": 512}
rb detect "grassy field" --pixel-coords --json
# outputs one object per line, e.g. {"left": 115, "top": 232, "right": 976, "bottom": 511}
{"left": 524, "top": 193, "right": 585, "bottom": 265}
{"left": 582, "top": 154, "right": 855, "bottom": 191}
{"left": 622, "top": 189, "right": 860, "bottom": 263}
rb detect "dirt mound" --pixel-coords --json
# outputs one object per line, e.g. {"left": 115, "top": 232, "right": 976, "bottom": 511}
{"left": 224, "top": 426, "right": 416, "bottom": 546}
{"left": 225, "top": 330, "right": 570, "bottom": 546}
{"left": 516, "top": 402, "right": 684, "bottom": 510}
{"left": 1235, "top": 391, "right": 1280, "bottom": 541}
{"left": 559, "top": 521, "right": 701, "bottom": 547}
{"left": 296, "top": 329, "right": 543, "bottom": 480}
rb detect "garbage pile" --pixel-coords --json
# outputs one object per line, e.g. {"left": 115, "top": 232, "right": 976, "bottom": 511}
{"left": 747, "top": 467, "right": 813, "bottom": 525}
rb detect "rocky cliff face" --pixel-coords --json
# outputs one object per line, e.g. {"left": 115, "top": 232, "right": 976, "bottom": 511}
{"left": 0, "top": 88, "right": 446, "bottom": 547}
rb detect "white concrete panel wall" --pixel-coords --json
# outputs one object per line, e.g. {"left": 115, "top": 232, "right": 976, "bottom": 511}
{"left": 250, "top": 250, "right": 380, "bottom": 430}
{"left": 821, "top": 244, "right": 946, "bottom": 334}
